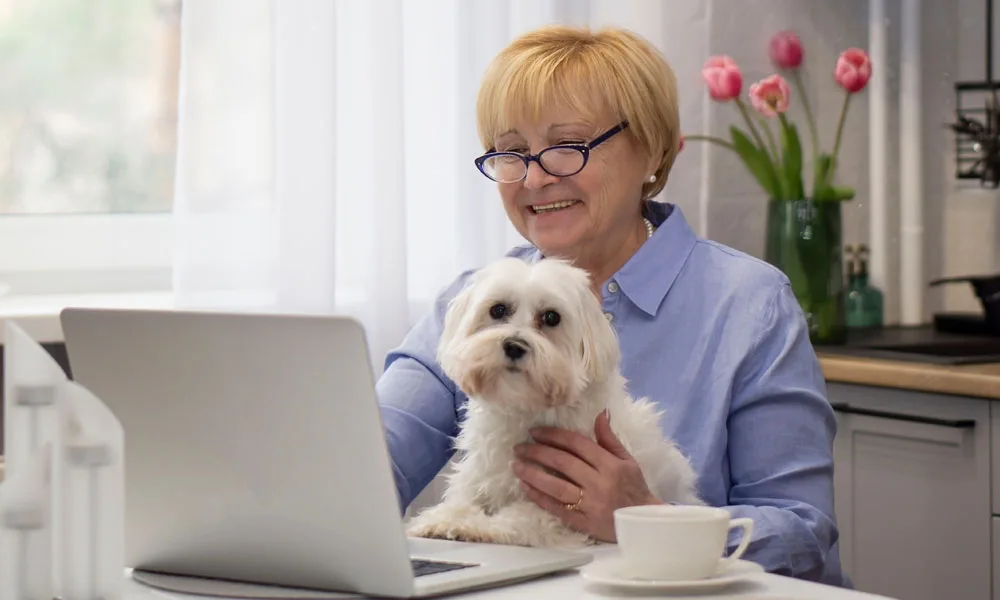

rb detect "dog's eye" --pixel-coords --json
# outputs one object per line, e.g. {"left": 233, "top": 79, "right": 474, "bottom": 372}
{"left": 489, "top": 303, "right": 508, "bottom": 320}
{"left": 540, "top": 310, "right": 561, "bottom": 327}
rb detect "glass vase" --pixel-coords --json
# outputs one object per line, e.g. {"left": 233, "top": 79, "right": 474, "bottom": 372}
{"left": 764, "top": 198, "right": 847, "bottom": 345}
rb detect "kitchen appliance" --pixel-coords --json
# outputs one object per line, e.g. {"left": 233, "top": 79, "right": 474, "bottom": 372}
{"left": 929, "top": 274, "right": 1000, "bottom": 336}
{"left": 952, "top": 0, "right": 1000, "bottom": 186}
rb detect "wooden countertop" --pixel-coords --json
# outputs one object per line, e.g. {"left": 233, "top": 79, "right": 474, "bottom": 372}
{"left": 819, "top": 354, "right": 1000, "bottom": 400}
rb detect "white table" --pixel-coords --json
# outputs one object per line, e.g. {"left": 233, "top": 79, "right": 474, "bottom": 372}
{"left": 121, "top": 545, "right": 898, "bottom": 600}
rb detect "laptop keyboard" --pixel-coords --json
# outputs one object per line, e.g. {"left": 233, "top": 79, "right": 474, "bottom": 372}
{"left": 411, "top": 558, "right": 478, "bottom": 577}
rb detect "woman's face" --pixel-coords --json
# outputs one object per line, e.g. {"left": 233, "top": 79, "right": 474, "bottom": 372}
{"left": 492, "top": 106, "right": 654, "bottom": 264}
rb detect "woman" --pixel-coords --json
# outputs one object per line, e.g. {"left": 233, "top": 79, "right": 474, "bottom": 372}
{"left": 376, "top": 25, "right": 845, "bottom": 587}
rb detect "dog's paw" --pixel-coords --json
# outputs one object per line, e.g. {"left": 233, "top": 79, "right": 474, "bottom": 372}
{"left": 410, "top": 523, "right": 512, "bottom": 545}
{"left": 405, "top": 501, "right": 593, "bottom": 549}
{"left": 406, "top": 503, "right": 500, "bottom": 543}
{"left": 407, "top": 518, "right": 515, "bottom": 545}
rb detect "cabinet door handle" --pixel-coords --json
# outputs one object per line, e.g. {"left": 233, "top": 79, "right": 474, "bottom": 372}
{"left": 830, "top": 402, "right": 976, "bottom": 429}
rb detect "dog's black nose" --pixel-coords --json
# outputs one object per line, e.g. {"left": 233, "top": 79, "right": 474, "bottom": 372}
{"left": 502, "top": 338, "right": 528, "bottom": 360}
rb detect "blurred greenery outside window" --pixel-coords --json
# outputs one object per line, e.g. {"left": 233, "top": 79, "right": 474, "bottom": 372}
{"left": 0, "top": 0, "right": 180, "bottom": 215}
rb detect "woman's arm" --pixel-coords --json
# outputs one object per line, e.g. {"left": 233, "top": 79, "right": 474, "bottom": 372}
{"left": 375, "top": 273, "right": 472, "bottom": 511}
{"left": 725, "top": 281, "right": 844, "bottom": 585}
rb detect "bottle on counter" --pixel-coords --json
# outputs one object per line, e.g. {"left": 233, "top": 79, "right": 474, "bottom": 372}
{"left": 846, "top": 243, "right": 884, "bottom": 329}
{"left": 844, "top": 244, "right": 857, "bottom": 288}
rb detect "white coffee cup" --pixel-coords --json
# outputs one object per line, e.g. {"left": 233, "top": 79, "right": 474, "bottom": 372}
{"left": 613, "top": 504, "right": 754, "bottom": 581}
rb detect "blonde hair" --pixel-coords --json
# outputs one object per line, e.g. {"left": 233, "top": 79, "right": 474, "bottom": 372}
{"left": 476, "top": 25, "right": 680, "bottom": 199}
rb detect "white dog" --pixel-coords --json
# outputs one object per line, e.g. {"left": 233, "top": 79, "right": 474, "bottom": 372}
{"left": 405, "top": 257, "right": 702, "bottom": 549}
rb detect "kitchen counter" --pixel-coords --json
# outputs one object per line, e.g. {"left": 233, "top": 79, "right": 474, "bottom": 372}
{"left": 813, "top": 325, "right": 1000, "bottom": 399}
{"left": 818, "top": 353, "right": 1000, "bottom": 399}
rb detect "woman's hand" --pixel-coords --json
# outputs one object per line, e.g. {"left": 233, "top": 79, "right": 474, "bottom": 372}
{"left": 511, "top": 410, "right": 661, "bottom": 542}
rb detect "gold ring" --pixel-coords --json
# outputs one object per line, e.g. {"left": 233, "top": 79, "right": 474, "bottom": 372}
{"left": 564, "top": 488, "right": 584, "bottom": 512}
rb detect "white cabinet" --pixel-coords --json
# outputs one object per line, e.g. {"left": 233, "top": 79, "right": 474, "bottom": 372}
{"left": 830, "top": 382, "right": 991, "bottom": 600}
{"left": 992, "top": 404, "right": 1000, "bottom": 516}
{"left": 994, "top": 518, "right": 1000, "bottom": 600}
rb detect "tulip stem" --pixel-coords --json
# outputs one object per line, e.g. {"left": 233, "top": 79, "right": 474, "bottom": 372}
{"left": 682, "top": 134, "right": 737, "bottom": 152}
{"left": 735, "top": 98, "right": 773, "bottom": 165}
{"left": 757, "top": 117, "right": 781, "bottom": 165}
{"left": 790, "top": 69, "right": 820, "bottom": 167}
{"left": 830, "top": 91, "right": 852, "bottom": 178}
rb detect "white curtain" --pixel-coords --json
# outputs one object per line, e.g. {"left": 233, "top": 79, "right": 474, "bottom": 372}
{"left": 172, "top": 0, "right": 711, "bottom": 370}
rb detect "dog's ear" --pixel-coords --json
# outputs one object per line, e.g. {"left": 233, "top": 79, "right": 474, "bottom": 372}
{"left": 437, "top": 277, "right": 476, "bottom": 362}
{"left": 577, "top": 280, "right": 621, "bottom": 383}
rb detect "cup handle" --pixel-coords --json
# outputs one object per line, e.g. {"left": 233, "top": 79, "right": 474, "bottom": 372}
{"left": 719, "top": 517, "right": 754, "bottom": 570}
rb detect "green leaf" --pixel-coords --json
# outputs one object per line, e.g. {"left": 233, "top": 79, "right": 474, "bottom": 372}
{"left": 779, "top": 117, "right": 804, "bottom": 199}
{"left": 729, "top": 126, "right": 779, "bottom": 198}
{"left": 813, "top": 153, "right": 834, "bottom": 201}
{"left": 812, "top": 156, "right": 853, "bottom": 201}
{"left": 829, "top": 185, "right": 855, "bottom": 201}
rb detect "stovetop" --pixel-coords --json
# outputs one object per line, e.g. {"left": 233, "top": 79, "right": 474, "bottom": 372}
{"left": 815, "top": 326, "right": 1000, "bottom": 365}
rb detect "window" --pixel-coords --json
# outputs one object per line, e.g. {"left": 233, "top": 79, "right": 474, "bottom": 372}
{"left": 0, "top": 0, "right": 180, "bottom": 298}
{"left": 0, "top": 0, "right": 181, "bottom": 214}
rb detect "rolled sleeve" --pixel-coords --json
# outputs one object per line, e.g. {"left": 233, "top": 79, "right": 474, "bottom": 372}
{"left": 725, "top": 282, "right": 845, "bottom": 586}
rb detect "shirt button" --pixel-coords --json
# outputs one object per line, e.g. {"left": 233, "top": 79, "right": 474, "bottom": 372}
{"left": 604, "top": 312, "right": 613, "bottom": 322}
{"left": 607, "top": 282, "right": 619, "bottom": 294}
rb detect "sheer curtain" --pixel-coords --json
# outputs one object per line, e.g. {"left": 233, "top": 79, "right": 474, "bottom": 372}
{"left": 172, "top": 0, "right": 711, "bottom": 370}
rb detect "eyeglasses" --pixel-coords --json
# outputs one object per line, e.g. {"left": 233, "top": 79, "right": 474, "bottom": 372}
{"left": 474, "top": 121, "right": 629, "bottom": 183}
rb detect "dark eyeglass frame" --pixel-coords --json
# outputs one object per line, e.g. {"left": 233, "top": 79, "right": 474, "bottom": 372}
{"left": 474, "top": 121, "right": 630, "bottom": 183}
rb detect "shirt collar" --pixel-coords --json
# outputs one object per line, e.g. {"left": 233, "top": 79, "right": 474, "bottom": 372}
{"left": 525, "top": 201, "right": 698, "bottom": 316}
{"left": 619, "top": 201, "right": 697, "bottom": 315}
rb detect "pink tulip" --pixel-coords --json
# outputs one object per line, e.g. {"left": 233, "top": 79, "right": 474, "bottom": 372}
{"left": 702, "top": 56, "right": 743, "bottom": 101}
{"left": 834, "top": 48, "right": 872, "bottom": 93}
{"left": 769, "top": 31, "right": 803, "bottom": 69}
{"left": 749, "top": 74, "right": 791, "bottom": 117}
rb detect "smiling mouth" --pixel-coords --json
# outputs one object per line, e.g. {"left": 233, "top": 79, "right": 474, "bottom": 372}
{"left": 530, "top": 200, "right": 580, "bottom": 214}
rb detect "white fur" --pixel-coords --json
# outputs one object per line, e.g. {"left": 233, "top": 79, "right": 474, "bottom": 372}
{"left": 405, "top": 257, "right": 702, "bottom": 549}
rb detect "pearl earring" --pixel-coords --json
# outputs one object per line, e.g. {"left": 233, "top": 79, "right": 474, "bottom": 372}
{"left": 647, "top": 174, "right": 657, "bottom": 183}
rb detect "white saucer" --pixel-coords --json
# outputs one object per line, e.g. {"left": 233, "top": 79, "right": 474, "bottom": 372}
{"left": 580, "top": 558, "right": 764, "bottom": 592}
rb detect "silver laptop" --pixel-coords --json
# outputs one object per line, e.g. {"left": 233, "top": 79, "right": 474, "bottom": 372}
{"left": 60, "top": 308, "right": 591, "bottom": 598}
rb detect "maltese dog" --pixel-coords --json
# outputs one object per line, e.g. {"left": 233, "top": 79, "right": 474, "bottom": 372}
{"left": 405, "top": 257, "right": 702, "bottom": 549}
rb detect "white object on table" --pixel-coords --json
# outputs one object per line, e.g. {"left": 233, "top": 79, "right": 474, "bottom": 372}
{"left": 3, "top": 320, "right": 68, "bottom": 595}
{"left": 579, "top": 557, "right": 764, "bottom": 592}
{"left": 3, "top": 320, "right": 67, "bottom": 475}
{"left": 2, "top": 320, "right": 126, "bottom": 599}
{"left": 57, "top": 381, "right": 125, "bottom": 600}
{"left": 119, "top": 544, "right": 900, "bottom": 600}
{"left": 613, "top": 504, "right": 753, "bottom": 581}
{"left": 0, "top": 443, "right": 54, "bottom": 600}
